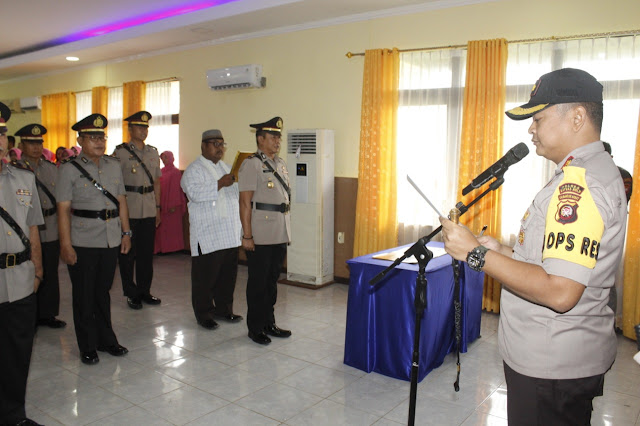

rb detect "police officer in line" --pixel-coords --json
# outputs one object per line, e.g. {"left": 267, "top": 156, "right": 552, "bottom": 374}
{"left": 238, "top": 117, "right": 292, "bottom": 345}
{"left": 57, "top": 114, "right": 131, "bottom": 365}
{"left": 14, "top": 124, "right": 66, "bottom": 329}
{"left": 113, "top": 111, "right": 162, "bottom": 310}
{"left": 0, "top": 102, "right": 45, "bottom": 426}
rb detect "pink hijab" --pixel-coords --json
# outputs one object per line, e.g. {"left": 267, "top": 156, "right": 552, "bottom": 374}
{"left": 8, "top": 148, "right": 21, "bottom": 161}
{"left": 42, "top": 148, "right": 54, "bottom": 162}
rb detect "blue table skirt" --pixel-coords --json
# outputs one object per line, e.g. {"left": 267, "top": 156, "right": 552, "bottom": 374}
{"left": 344, "top": 241, "right": 484, "bottom": 382}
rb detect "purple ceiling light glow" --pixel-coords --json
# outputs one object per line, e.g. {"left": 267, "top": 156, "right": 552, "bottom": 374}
{"left": 61, "top": 0, "right": 238, "bottom": 43}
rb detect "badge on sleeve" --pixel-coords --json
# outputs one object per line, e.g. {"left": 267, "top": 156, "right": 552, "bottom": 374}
{"left": 542, "top": 166, "right": 604, "bottom": 268}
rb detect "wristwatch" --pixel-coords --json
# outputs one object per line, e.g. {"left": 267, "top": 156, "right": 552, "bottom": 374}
{"left": 466, "top": 245, "right": 489, "bottom": 271}
{"left": 122, "top": 230, "right": 133, "bottom": 237}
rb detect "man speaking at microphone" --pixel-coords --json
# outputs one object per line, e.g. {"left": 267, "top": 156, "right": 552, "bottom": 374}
{"left": 440, "top": 68, "right": 627, "bottom": 425}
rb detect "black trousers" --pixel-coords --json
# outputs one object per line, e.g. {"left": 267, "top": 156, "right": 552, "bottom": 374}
{"left": 245, "top": 243, "right": 286, "bottom": 334}
{"left": 0, "top": 293, "right": 36, "bottom": 424}
{"left": 68, "top": 246, "right": 119, "bottom": 353}
{"left": 119, "top": 217, "right": 156, "bottom": 299}
{"left": 191, "top": 246, "right": 238, "bottom": 322}
{"left": 504, "top": 361, "right": 605, "bottom": 426}
{"left": 37, "top": 240, "right": 60, "bottom": 320}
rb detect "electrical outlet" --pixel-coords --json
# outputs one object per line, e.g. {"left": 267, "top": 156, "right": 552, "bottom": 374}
{"left": 337, "top": 232, "right": 345, "bottom": 244}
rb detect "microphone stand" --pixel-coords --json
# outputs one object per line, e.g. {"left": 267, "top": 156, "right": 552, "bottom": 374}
{"left": 368, "top": 173, "right": 505, "bottom": 426}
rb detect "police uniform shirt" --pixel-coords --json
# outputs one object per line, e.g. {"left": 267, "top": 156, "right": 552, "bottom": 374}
{"left": 113, "top": 142, "right": 161, "bottom": 219}
{"left": 238, "top": 149, "right": 291, "bottom": 245}
{"left": 499, "top": 141, "right": 627, "bottom": 380}
{"left": 56, "top": 153, "right": 125, "bottom": 248}
{"left": 20, "top": 158, "right": 58, "bottom": 243}
{"left": 0, "top": 164, "right": 44, "bottom": 303}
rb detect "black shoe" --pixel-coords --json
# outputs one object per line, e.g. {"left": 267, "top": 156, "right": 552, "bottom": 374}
{"left": 248, "top": 331, "right": 271, "bottom": 345}
{"left": 265, "top": 324, "right": 291, "bottom": 338}
{"left": 37, "top": 317, "right": 67, "bottom": 328}
{"left": 97, "top": 344, "right": 129, "bottom": 356}
{"left": 142, "top": 294, "right": 162, "bottom": 305}
{"left": 81, "top": 351, "right": 99, "bottom": 365}
{"left": 15, "top": 418, "right": 43, "bottom": 426}
{"left": 197, "top": 319, "right": 219, "bottom": 330}
{"left": 214, "top": 313, "right": 243, "bottom": 323}
{"left": 127, "top": 297, "right": 143, "bottom": 310}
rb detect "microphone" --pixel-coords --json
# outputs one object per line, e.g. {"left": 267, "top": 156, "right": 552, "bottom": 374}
{"left": 462, "top": 142, "right": 529, "bottom": 195}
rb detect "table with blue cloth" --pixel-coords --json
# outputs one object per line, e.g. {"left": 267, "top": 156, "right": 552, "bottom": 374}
{"left": 344, "top": 241, "right": 484, "bottom": 382}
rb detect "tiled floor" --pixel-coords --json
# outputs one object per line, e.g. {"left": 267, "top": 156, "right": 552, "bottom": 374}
{"left": 25, "top": 252, "right": 640, "bottom": 425}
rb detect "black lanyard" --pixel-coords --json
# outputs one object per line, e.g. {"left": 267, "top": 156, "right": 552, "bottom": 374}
{"left": 257, "top": 152, "right": 290, "bottom": 199}
{"left": 0, "top": 206, "right": 31, "bottom": 255}
{"left": 69, "top": 161, "right": 120, "bottom": 208}
{"left": 123, "top": 143, "right": 154, "bottom": 185}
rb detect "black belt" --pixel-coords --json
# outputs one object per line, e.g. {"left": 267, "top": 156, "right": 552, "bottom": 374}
{"left": 252, "top": 202, "right": 290, "bottom": 213}
{"left": 42, "top": 207, "right": 56, "bottom": 217}
{"left": 125, "top": 185, "right": 154, "bottom": 194}
{"left": 72, "top": 209, "right": 119, "bottom": 220}
{"left": 0, "top": 249, "right": 30, "bottom": 269}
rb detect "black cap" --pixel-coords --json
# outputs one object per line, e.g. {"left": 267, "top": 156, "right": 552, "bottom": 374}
{"left": 125, "top": 111, "right": 152, "bottom": 127}
{"left": 15, "top": 124, "right": 47, "bottom": 142}
{"left": 505, "top": 68, "right": 603, "bottom": 120}
{"left": 72, "top": 113, "right": 108, "bottom": 134}
{"left": 250, "top": 116, "right": 283, "bottom": 135}
{"left": 0, "top": 102, "right": 11, "bottom": 133}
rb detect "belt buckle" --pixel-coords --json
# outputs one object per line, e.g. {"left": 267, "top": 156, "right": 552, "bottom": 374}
{"left": 6, "top": 253, "right": 16, "bottom": 268}
{"left": 280, "top": 203, "right": 288, "bottom": 213}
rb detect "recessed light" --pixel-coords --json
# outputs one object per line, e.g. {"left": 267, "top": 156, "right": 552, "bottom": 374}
{"left": 66, "top": 56, "right": 79, "bottom": 62}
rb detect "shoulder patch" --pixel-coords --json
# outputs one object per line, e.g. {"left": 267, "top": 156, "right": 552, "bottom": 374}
{"left": 115, "top": 143, "right": 126, "bottom": 150}
{"left": 542, "top": 166, "right": 604, "bottom": 269}
{"left": 9, "top": 161, "right": 33, "bottom": 173}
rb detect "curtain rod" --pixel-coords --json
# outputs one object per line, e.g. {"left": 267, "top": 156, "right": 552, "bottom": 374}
{"left": 76, "top": 77, "right": 179, "bottom": 93}
{"left": 345, "top": 29, "right": 640, "bottom": 58}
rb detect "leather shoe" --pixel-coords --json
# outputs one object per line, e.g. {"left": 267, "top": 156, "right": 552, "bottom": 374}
{"left": 81, "top": 351, "right": 99, "bottom": 365}
{"left": 265, "top": 324, "right": 292, "bottom": 338}
{"left": 97, "top": 344, "right": 129, "bottom": 356}
{"left": 142, "top": 294, "right": 162, "bottom": 305}
{"left": 197, "top": 319, "right": 219, "bottom": 330}
{"left": 248, "top": 331, "right": 271, "bottom": 345}
{"left": 15, "top": 418, "right": 43, "bottom": 426}
{"left": 214, "top": 313, "right": 243, "bottom": 323}
{"left": 37, "top": 317, "right": 67, "bottom": 328}
{"left": 127, "top": 297, "right": 142, "bottom": 310}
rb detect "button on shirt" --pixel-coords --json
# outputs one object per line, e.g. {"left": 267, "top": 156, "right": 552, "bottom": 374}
{"left": 56, "top": 154, "right": 126, "bottom": 248}
{"left": 0, "top": 164, "right": 44, "bottom": 303}
{"left": 499, "top": 141, "right": 627, "bottom": 380}
{"left": 21, "top": 158, "right": 58, "bottom": 243}
{"left": 113, "top": 142, "right": 161, "bottom": 219}
{"left": 181, "top": 156, "right": 241, "bottom": 255}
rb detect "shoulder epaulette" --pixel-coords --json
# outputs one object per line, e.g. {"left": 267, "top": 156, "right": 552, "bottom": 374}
{"left": 43, "top": 158, "right": 55, "bottom": 165}
{"left": 60, "top": 157, "right": 75, "bottom": 165}
{"left": 149, "top": 145, "right": 158, "bottom": 151}
{"left": 9, "top": 161, "right": 34, "bottom": 173}
{"left": 103, "top": 154, "right": 120, "bottom": 161}
{"left": 115, "top": 143, "right": 126, "bottom": 150}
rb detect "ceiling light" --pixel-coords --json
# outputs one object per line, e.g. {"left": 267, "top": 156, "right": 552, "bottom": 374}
{"left": 66, "top": 56, "right": 79, "bottom": 62}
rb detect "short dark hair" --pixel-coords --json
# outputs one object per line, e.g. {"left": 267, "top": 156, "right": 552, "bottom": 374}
{"left": 558, "top": 102, "right": 603, "bottom": 132}
{"left": 602, "top": 141, "right": 612, "bottom": 154}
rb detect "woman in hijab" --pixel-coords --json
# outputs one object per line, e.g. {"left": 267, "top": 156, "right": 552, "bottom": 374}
{"left": 8, "top": 147, "right": 21, "bottom": 162}
{"left": 154, "top": 151, "right": 187, "bottom": 254}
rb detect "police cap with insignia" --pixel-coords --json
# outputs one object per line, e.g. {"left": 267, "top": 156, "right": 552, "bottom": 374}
{"left": 125, "top": 111, "right": 152, "bottom": 127}
{"left": 0, "top": 101, "right": 11, "bottom": 134}
{"left": 250, "top": 116, "right": 283, "bottom": 136}
{"left": 506, "top": 68, "right": 603, "bottom": 120}
{"left": 15, "top": 124, "right": 47, "bottom": 143}
{"left": 72, "top": 113, "right": 108, "bottom": 134}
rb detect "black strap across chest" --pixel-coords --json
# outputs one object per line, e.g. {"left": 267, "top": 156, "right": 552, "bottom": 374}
{"left": 69, "top": 160, "right": 120, "bottom": 208}
{"left": 257, "top": 153, "right": 290, "bottom": 199}
{"left": 122, "top": 144, "right": 154, "bottom": 185}
{"left": 0, "top": 206, "right": 31, "bottom": 267}
{"left": 22, "top": 160, "right": 57, "bottom": 207}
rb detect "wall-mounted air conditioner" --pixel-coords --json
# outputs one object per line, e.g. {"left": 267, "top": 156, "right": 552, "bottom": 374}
{"left": 206, "top": 64, "right": 266, "bottom": 90}
{"left": 286, "top": 129, "right": 334, "bottom": 286}
{"left": 20, "top": 96, "right": 41, "bottom": 110}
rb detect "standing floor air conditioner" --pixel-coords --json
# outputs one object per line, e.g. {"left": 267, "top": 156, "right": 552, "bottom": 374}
{"left": 286, "top": 129, "right": 334, "bottom": 286}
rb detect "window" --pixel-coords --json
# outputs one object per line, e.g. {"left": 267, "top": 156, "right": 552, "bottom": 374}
{"left": 146, "top": 80, "right": 180, "bottom": 165}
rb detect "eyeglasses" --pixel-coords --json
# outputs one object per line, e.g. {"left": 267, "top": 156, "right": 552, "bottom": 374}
{"left": 204, "top": 139, "right": 227, "bottom": 148}
{"left": 83, "top": 135, "right": 107, "bottom": 142}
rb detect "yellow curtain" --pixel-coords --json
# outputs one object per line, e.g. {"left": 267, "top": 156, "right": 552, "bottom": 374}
{"left": 457, "top": 39, "right": 508, "bottom": 313}
{"left": 41, "top": 92, "right": 76, "bottom": 152}
{"left": 622, "top": 111, "right": 640, "bottom": 339}
{"left": 91, "top": 86, "right": 108, "bottom": 115}
{"left": 122, "top": 81, "right": 146, "bottom": 136}
{"left": 353, "top": 48, "right": 399, "bottom": 257}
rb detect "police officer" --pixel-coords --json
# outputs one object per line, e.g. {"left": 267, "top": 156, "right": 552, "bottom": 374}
{"left": 0, "top": 102, "right": 45, "bottom": 426}
{"left": 14, "top": 124, "right": 66, "bottom": 329}
{"left": 57, "top": 114, "right": 131, "bottom": 365}
{"left": 238, "top": 117, "right": 292, "bottom": 345}
{"left": 113, "top": 111, "right": 162, "bottom": 309}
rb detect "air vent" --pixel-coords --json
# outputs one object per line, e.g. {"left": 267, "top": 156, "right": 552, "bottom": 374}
{"left": 288, "top": 132, "right": 317, "bottom": 154}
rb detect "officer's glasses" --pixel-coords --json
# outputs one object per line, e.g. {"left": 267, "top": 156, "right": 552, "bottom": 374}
{"left": 205, "top": 139, "right": 227, "bottom": 148}
{"left": 83, "top": 135, "right": 107, "bottom": 142}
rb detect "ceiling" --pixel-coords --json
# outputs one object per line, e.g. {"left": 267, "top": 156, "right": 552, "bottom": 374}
{"left": 0, "top": 0, "right": 490, "bottom": 83}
